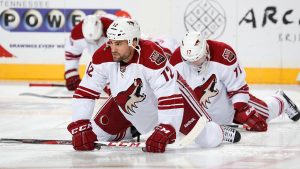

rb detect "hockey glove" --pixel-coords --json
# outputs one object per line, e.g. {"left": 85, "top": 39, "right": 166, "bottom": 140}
{"left": 234, "top": 102, "right": 268, "bottom": 132}
{"left": 64, "top": 69, "right": 81, "bottom": 91}
{"left": 67, "top": 120, "right": 97, "bottom": 151}
{"left": 143, "top": 124, "right": 176, "bottom": 153}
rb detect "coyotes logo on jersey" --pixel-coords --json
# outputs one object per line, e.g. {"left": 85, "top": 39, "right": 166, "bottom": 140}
{"left": 115, "top": 78, "right": 146, "bottom": 115}
{"left": 194, "top": 74, "right": 219, "bottom": 109}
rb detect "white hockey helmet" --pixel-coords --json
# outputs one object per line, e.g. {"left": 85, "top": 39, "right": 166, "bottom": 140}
{"left": 180, "top": 31, "right": 209, "bottom": 63}
{"left": 82, "top": 15, "right": 103, "bottom": 41}
{"left": 106, "top": 17, "right": 141, "bottom": 47}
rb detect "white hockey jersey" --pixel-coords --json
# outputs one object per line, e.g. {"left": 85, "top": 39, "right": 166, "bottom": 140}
{"left": 141, "top": 34, "right": 179, "bottom": 59}
{"left": 149, "top": 36, "right": 179, "bottom": 58}
{"left": 170, "top": 40, "right": 249, "bottom": 125}
{"left": 64, "top": 15, "right": 115, "bottom": 72}
{"left": 72, "top": 40, "right": 185, "bottom": 134}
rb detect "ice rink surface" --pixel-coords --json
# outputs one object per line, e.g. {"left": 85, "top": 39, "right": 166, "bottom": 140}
{"left": 0, "top": 81, "right": 299, "bottom": 169}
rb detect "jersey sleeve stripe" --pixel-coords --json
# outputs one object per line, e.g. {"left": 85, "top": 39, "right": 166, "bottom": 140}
{"left": 65, "top": 52, "right": 81, "bottom": 60}
{"left": 249, "top": 100, "right": 269, "bottom": 112}
{"left": 158, "top": 94, "right": 182, "bottom": 101}
{"left": 253, "top": 108, "right": 269, "bottom": 118}
{"left": 158, "top": 104, "right": 184, "bottom": 110}
{"left": 78, "top": 86, "right": 100, "bottom": 95}
{"left": 158, "top": 96, "right": 184, "bottom": 105}
{"left": 227, "top": 84, "right": 249, "bottom": 99}
{"left": 73, "top": 86, "right": 100, "bottom": 99}
{"left": 158, "top": 94, "right": 184, "bottom": 110}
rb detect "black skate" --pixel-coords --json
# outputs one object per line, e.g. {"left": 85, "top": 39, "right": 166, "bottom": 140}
{"left": 222, "top": 126, "right": 241, "bottom": 143}
{"left": 130, "top": 126, "right": 141, "bottom": 142}
{"left": 276, "top": 90, "right": 300, "bottom": 121}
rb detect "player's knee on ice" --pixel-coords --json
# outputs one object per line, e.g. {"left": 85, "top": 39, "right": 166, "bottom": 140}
{"left": 194, "top": 121, "right": 223, "bottom": 148}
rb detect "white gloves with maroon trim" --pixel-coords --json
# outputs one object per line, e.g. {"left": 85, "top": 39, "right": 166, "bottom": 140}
{"left": 143, "top": 124, "right": 176, "bottom": 153}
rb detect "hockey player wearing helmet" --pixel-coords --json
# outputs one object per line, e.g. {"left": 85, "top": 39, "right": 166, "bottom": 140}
{"left": 64, "top": 14, "right": 179, "bottom": 92}
{"left": 64, "top": 14, "right": 116, "bottom": 91}
{"left": 106, "top": 18, "right": 141, "bottom": 62}
{"left": 82, "top": 15, "right": 104, "bottom": 42}
{"left": 67, "top": 18, "right": 241, "bottom": 153}
{"left": 170, "top": 31, "right": 300, "bottom": 132}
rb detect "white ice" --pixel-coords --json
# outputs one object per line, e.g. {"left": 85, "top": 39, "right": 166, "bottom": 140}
{"left": 0, "top": 81, "right": 300, "bottom": 169}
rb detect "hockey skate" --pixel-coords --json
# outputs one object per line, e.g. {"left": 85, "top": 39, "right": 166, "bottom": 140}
{"left": 222, "top": 126, "right": 241, "bottom": 143}
{"left": 276, "top": 90, "right": 300, "bottom": 121}
{"left": 130, "top": 126, "right": 141, "bottom": 142}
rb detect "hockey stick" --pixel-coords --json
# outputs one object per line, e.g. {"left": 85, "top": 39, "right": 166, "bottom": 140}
{"left": 172, "top": 79, "right": 209, "bottom": 148}
{"left": 226, "top": 124, "right": 246, "bottom": 129}
{"left": 175, "top": 116, "right": 207, "bottom": 148}
{"left": 19, "top": 92, "right": 109, "bottom": 100}
{"left": 0, "top": 120, "right": 205, "bottom": 151}
{"left": 29, "top": 83, "right": 65, "bottom": 87}
{"left": 0, "top": 119, "right": 205, "bottom": 151}
{"left": 19, "top": 93, "right": 72, "bottom": 99}
{"left": 0, "top": 138, "right": 144, "bottom": 150}
{"left": 0, "top": 137, "right": 199, "bottom": 150}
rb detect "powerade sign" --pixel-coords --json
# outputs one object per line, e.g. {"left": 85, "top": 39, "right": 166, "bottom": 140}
{"left": 0, "top": 8, "right": 119, "bottom": 32}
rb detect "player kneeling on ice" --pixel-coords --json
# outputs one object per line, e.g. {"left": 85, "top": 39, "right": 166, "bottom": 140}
{"left": 64, "top": 14, "right": 116, "bottom": 91}
{"left": 64, "top": 14, "right": 178, "bottom": 92}
{"left": 169, "top": 31, "right": 300, "bottom": 132}
{"left": 67, "top": 18, "right": 241, "bottom": 153}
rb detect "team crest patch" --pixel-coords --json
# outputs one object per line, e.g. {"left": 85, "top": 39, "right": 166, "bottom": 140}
{"left": 222, "top": 49, "right": 236, "bottom": 62}
{"left": 150, "top": 50, "right": 166, "bottom": 65}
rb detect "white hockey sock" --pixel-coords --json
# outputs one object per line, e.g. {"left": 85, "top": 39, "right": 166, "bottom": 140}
{"left": 263, "top": 96, "right": 285, "bottom": 122}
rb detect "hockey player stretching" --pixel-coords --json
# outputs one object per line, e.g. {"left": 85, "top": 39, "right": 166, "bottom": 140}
{"left": 67, "top": 18, "right": 241, "bottom": 153}
{"left": 64, "top": 14, "right": 179, "bottom": 92}
{"left": 170, "top": 31, "right": 300, "bottom": 132}
{"left": 64, "top": 14, "right": 115, "bottom": 91}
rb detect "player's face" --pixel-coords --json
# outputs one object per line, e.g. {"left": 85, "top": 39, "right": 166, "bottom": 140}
{"left": 191, "top": 55, "right": 207, "bottom": 67}
{"left": 108, "top": 40, "right": 133, "bottom": 62}
{"left": 190, "top": 46, "right": 209, "bottom": 67}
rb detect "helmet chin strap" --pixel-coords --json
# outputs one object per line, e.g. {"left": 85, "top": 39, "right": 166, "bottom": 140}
{"left": 134, "top": 45, "right": 141, "bottom": 64}
{"left": 133, "top": 44, "right": 141, "bottom": 56}
{"left": 129, "top": 40, "right": 141, "bottom": 63}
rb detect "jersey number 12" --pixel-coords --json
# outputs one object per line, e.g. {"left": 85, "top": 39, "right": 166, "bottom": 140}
{"left": 161, "top": 66, "right": 174, "bottom": 81}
